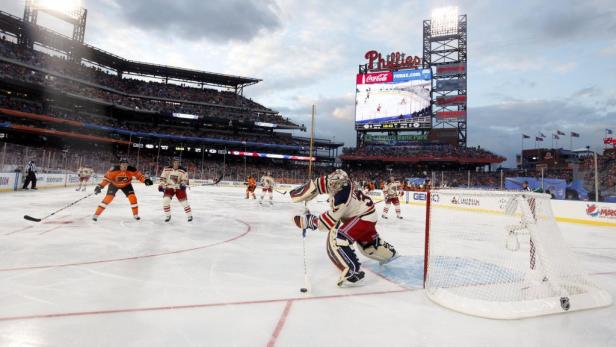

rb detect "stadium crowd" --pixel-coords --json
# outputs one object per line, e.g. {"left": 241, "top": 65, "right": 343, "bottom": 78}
{"left": 0, "top": 39, "right": 296, "bottom": 127}
{"left": 3, "top": 141, "right": 615, "bottom": 197}
{"left": 0, "top": 96, "right": 312, "bottom": 148}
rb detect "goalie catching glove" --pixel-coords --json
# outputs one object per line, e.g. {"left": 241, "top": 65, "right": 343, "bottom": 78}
{"left": 293, "top": 213, "right": 319, "bottom": 230}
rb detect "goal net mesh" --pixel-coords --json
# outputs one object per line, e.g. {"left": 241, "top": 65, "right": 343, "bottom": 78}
{"left": 424, "top": 189, "right": 611, "bottom": 319}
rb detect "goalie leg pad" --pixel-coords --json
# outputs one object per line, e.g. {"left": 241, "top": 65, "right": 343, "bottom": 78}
{"left": 326, "top": 229, "right": 362, "bottom": 280}
{"left": 358, "top": 235, "right": 397, "bottom": 264}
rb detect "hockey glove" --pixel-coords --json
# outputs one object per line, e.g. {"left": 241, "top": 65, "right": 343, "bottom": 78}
{"left": 144, "top": 178, "right": 154, "bottom": 186}
{"left": 94, "top": 185, "right": 102, "bottom": 195}
{"left": 179, "top": 183, "right": 187, "bottom": 191}
{"left": 158, "top": 185, "right": 164, "bottom": 192}
{"left": 293, "top": 213, "right": 318, "bottom": 230}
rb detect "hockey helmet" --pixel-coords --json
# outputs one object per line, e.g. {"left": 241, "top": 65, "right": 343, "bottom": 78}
{"left": 316, "top": 169, "right": 349, "bottom": 195}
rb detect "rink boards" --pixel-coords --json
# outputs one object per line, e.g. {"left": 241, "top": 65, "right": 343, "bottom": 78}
{"left": 2, "top": 175, "right": 614, "bottom": 227}
{"left": 369, "top": 189, "right": 616, "bottom": 228}
{"left": 0, "top": 172, "right": 89, "bottom": 192}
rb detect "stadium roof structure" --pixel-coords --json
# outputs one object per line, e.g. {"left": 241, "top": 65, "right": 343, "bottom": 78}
{"left": 0, "top": 10, "right": 260, "bottom": 89}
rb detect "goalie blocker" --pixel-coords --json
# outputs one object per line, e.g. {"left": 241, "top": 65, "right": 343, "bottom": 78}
{"left": 291, "top": 170, "right": 398, "bottom": 287}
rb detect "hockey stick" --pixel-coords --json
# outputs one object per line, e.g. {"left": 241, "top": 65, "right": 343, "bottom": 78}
{"left": 275, "top": 189, "right": 287, "bottom": 195}
{"left": 200, "top": 174, "right": 224, "bottom": 186}
{"left": 24, "top": 192, "right": 95, "bottom": 222}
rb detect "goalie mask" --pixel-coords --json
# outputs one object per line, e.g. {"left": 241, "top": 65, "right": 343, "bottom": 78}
{"left": 316, "top": 169, "right": 349, "bottom": 195}
{"left": 290, "top": 169, "right": 350, "bottom": 203}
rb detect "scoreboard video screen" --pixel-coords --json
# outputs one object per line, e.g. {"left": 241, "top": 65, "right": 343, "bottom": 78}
{"left": 355, "top": 68, "right": 432, "bottom": 130}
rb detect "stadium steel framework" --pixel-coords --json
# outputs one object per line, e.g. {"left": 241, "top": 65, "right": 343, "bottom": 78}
{"left": 423, "top": 11, "right": 468, "bottom": 147}
{"left": 20, "top": 0, "right": 87, "bottom": 62}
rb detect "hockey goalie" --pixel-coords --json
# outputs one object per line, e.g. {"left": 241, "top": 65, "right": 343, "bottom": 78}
{"left": 290, "top": 169, "right": 398, "bottom": 287}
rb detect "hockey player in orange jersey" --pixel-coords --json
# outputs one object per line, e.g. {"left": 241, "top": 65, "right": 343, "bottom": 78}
{"left": 245, "top": 176, "right": 257, "bottom": 199}
{"left": 92, "top": 158, "right": 153, "bottom": 221}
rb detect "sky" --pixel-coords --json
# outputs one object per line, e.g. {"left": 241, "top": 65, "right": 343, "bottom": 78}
{"left": 2, "top": 0, "right": 616, "bottom": 167}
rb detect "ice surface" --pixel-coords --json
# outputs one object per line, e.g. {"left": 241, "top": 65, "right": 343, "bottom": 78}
{"left": 0, "top": 185, "right": 614, "bottom": 346}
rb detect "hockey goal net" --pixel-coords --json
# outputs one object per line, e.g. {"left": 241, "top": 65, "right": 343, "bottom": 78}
{"left": 423, "top": 189, "right": 612, "bottom": 319}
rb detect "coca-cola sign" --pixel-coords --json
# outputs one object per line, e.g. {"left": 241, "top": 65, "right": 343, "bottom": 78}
{"left": 364, "top": 50, "right": 421, "bottom": 71}
{"left": 356, "top": 71, "right": 393, "bottom": 84}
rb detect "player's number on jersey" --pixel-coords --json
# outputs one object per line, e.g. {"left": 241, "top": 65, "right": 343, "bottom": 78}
{"left": 354, "top": 191, "right": 374, "bottom": 207}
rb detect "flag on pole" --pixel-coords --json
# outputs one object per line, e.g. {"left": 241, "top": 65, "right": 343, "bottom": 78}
{"left": 571, "top": 132, "right": 580, "bottom": 138}
{"left": 556, "top": 130, "right": 565, "bottom": 136}
{"left": 522, "top": 134, "right": 530, "bottom": 139}
{"left": 540, "top": 132, "right": 546, "bottom": 138}
{"left": 607, "top": 129, "right": 613, "bottom": 135}
{"left": 553, "top": 134, "right": 560, "bottom": 140}
{"left": 536, "top": 137, "right": 544, "bottom": 141}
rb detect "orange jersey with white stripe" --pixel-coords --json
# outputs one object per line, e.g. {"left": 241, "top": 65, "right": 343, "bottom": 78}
{"left": 99, "top": 166, "right": 146, "bottom": 188}
{"left": 246, "top": 178, "right": 257, "bottom": 188}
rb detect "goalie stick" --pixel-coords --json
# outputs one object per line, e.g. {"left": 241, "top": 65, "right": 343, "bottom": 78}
{"left": 300, "top": 204, "right": 311, "bottom": 294}
{"left": 24, "top": 192, "right": 95, "bottom": 222}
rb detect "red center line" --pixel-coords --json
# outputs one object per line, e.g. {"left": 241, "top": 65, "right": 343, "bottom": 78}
{"left": 0, "top": 288, "right": 414, "bottom": 323}
{"left": 0, "top": 218, "right": 251, "bottom": 272}
{"left": 266, "top": 300, "right": 294, "bottom": 347}
{"left": 4, "top": 225, "right": 33, "bottom": 235}
{"left": 38, "top": 215, "right": 91, "bottom": 235}
{"left": 5, "top": 215, "right": 77, "bottom": 236}
{"left": 38, "top": 225, "right": 66, "bottom": 235}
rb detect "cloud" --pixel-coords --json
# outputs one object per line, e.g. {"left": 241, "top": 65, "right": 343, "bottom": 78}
{"left": 554, "top": 62, "right": 577, "bottom": 74}
{"left": 512, "top": 0, "right": 616, "bottom": 43}
{"left": 274, "top": 94, "right": 356, "bottom": 146}
{"left": 119, "top": 0, "right": 281, "bottom": 43}
{"left": 470, "top": 98, "right": 614, "bottom": 166}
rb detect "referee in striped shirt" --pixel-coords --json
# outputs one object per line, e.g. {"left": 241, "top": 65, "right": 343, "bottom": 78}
{"left": 22, "top": 160, "right": 37, "bottom": 190}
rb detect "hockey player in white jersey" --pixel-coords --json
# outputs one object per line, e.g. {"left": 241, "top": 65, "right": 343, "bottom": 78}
{"left": 290, "top": 169, "right": 398, "bottom": 287}
{"left": 259, "top": 171, "right": 275, "bottom": 206}
{"left": 76, "top": 166, "right": 93, "bottom": 191}
{"left": 382, "top": 176, "right": 403, "bottom": 219}
{"left": 158, "top": 157, "right": 193, "bottom": 222}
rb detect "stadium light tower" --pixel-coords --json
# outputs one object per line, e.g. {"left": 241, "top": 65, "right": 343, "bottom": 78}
{"left": 20, "top": 0, "right": 87, "bottom": 62}
{"left": 34, "top": 0, "right": 83, "bottom": 15}
{"left": 423, "top": 7, "right": 468, "bottom": 147}
{"left": 430, "top": 6, "right": 459, "bottom": 37}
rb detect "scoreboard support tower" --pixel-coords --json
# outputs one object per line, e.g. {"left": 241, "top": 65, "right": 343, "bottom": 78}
{"left": 423, "top": 9, "right": 468, "bottom": 147}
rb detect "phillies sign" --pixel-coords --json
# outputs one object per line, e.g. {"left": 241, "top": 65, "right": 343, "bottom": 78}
{"left": 364, "top": 50, "right": 421, "bottom": 71}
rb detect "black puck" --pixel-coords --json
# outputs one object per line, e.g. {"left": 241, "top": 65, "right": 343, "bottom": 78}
{"left": 300, "top": 288, "right": 307, "bottom": 293}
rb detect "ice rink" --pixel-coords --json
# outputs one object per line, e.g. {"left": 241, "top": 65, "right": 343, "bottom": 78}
{"left": 0, "top": 185, "right": 615, "bottom": 347}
